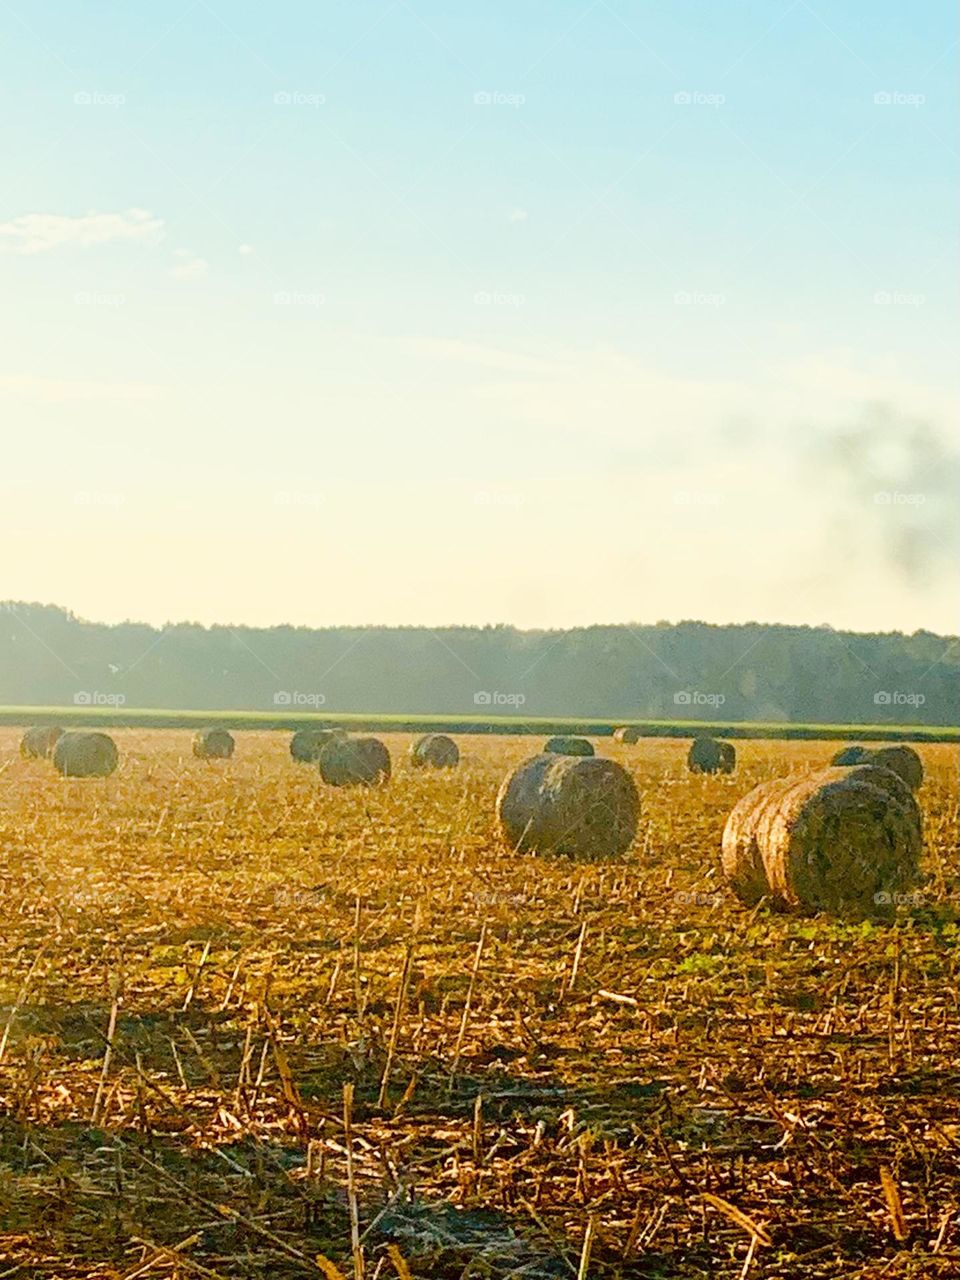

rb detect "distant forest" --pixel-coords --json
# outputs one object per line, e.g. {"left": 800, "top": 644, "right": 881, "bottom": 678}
{"left": 2, "top": 603, "right": 958, "bottom": 726}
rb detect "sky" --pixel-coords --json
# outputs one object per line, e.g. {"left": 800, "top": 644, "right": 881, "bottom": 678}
{"left": 1, "top": 0, "right": 957, "bottom": 634}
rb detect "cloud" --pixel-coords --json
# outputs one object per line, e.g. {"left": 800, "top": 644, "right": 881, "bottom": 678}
{"left": 0, "top": 375, "right": 158, "bottom": 402}
{"left": 0, "top": 208, "right": 163, "bottom": 255}
{"left": 507, "top": 208, "right": 528, "bottom": 222}
{"left": 238, "top": 243, "right": 255, "bottom": 255}
{"left": 170, "top": 249, "right": 209, "bottom": 278}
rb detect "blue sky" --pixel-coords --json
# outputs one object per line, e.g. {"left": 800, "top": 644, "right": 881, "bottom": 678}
{"left": 1, "top": 1, "right": 957, "bottom": 632}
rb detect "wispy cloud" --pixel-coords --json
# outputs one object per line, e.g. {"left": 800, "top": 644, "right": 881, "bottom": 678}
{"left": 0, "top": 208, "right": 163, "bottom": 255}
{"left": 170, "top": 249, "right": 209, "bottom": 278}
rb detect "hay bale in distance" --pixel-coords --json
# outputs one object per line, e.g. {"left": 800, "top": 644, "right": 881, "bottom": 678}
{"left": 193, "top": 727, "right": 235, "bottom": 759}
{"left": 290, "top": 727, "right": 345, "bottom": 763}
{"left": 52, "top": 731, "right": 119, "bottom": 778}
{"left": 867, "top": 745, "right": 923, "bottom": 792}
{"left": 721, "top": 766, "right": 921, "bottom": 916}
{"left": 543, "top": 736, "right": 595, "bottom": 757}
{"left": 831, "top": 744, "right": 869, "bottom": 766}
{"left": 831, "top": 743, "right": 924, "bottom": 791}
{"left": 20, "top": 725, "right": 64, "bottom": 759}
{"left": 319, "top": 736, "right": 391, "bottom": 786}
{"left": 410, "top": 733, "right": 459, "bottom": 768}
{"left": 613, "top": 726, "right": 640, "bottom": 744}
{"left": 496, "top": 753, "right": 639, "bottom": 859}
{"left": 687, "top": 736, "right": 735, "bottom": 774}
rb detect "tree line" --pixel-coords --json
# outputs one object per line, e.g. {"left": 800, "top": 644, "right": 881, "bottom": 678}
{"left": 2, "top": 603, "right": 957, "bottom": 726}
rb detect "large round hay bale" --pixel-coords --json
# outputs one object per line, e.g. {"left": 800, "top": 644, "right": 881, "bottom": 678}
{"left": 866, "top": 745, "right": 923, "bottom": 792}
{"left": 721, "top": 767, "right": 921, "bottom": 916}
{"left": 52, "top": 731, "right": 119, "bottom": 778}
{"left": 831, "top": 744, "right": 869, "bottom": 766}
{"left": 20, "top": 725, "right": 64, "bottom": 759}
{"left": 613, "top": 726, "right": 640, "bottom": 744}
{"left": 687, "top": 736, "right": 734, "bottom": 774}
{"left": 319, "top": 736, "right": 391, "bottom": 786}
{"left": 193, "top": 727, "right": 235, "bottom": 759}
{"left": 290, "top": 727, "right": 345, "bottom": 763}
{"left": 496, "top": 754, "right": 639, "bottom": 859}
{"left": 410, "top": 733, "right": 459, "bottom": 768}
{"left": 543, "top": 736, "right": 595, "bottom": 757}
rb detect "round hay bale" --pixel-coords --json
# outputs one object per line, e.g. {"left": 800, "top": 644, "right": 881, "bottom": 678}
{"left": 20, "top": 725, "right": 64, "bottom": 759}
{"left": 613, "top": 726, "right": 640, "bottom": 744}
{"left": 192, "top": 727, "right": 235, "bottom": 759}
{"left": 831, "top": 744, "right": 869, "bottom": 766}
{"left": 721, "top": 767, "right": 921, "bottom": 916}
{"left": 290, "top": 727, "right": 345, "bottom": 763}
{"left": 52, "top": 731, "right": 119, "bottom": 778}
{"left": 866, "top": 745, "right": 923, "bottom": 792}
{"left": 687, "top": 736, "right": 733, "bottom": 774}
{"left": 496, "top": 754, "right": 639, "bottom": 859}
{"left": 543, "top": 736, "right": 595, "bottom": 757}
{"left": 319, "top": 736, "right": 391, "bottom": 786}
{"left": 410, "top": 733, "right": 459, "bottom": 768}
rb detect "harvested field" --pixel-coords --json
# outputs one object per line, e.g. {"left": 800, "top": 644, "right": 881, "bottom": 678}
{"left": 0, "top": 730, "right": 957, "bottom": 1279}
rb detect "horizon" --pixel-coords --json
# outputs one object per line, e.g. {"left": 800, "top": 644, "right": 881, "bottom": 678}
{"left": 5, "top": 597, "right": 960, "bottom": 641}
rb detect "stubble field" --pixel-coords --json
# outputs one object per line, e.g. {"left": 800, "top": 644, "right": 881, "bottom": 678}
{"left": 0, "top": 730, "right": 957, "bottom": 1279}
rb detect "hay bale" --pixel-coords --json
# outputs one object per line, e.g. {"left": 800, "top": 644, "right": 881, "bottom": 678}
{"left": 831, "top": 744, "right": 869, "bottom": 766}
{"left": 411, "top": 733, "right": 459, "bottom": 768}
{"left": 20, "top": 725, "right": 64, "bottom": 759}
{"left": 52, "top": 731, "right": 119, "bottom": 778}
{"left": 721, "top": 766, "right": 921, "bottom": 916}
{"left": 613, "top": 726, "right": 640, "bottom": 744}
{"left": 496, "top": 754, "right": 639, "bottom": 859}
{"left": 192, "top": 727, "right": 235, "bottom": 759}
{"left": 543, "top": 736, "right": 594, "bottom": 757}
{"left": 830, "top": 743, "right": 924, "bottom": 791}
{"left": 866, "top": 745, "right": 923, "bottom": 792}
{"left": 319, "top": 736, "right": 391, "bottom": 786}
{"left": 687, "top": 736, "right": 734, "bottom": 774}
{"left": 290, "top": 727, "right": 345, "bottom": 763}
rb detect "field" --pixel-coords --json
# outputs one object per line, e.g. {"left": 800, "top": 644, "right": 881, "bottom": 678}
{"left": 0, "top": 729, "right": 957, "bottom": 1279}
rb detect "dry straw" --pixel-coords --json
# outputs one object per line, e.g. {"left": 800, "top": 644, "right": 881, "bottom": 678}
{"left": 19, "top": 724, "right": 64, "bottom": 759}
{"left": 497, "top": 753, "right": 639, "bottom": 859}
{"left": 192, "top": 727, "right": 235, "bottom": 759}
{"left": 410, "top": 732, "right": 460, "bottom": 768}
{"left": 319, "top": 736, "right": 391, "bottom": 786}
{"left": 721, "top": 765, "right": 921, "bottom": 915}
{"left": 687, "top": 736, "right": 736, "bottom": 774}
{"left": 52, "top": 731, "right": 119, "bottom": 777}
